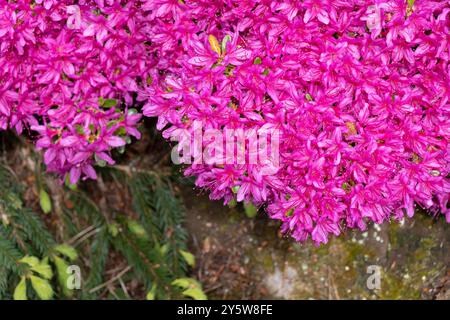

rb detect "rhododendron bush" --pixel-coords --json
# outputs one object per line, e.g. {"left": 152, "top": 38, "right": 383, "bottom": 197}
{"left": 0, "top": 0, "right": 449, "bottom": 244}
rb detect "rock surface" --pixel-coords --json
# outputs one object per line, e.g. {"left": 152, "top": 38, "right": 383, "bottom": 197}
{"left": 182, "top": 186, "right": 449, "bottom": 300}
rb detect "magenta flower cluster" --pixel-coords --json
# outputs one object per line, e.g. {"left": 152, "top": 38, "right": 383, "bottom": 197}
{"left": 1, "top": 1, "right": 449, "bottom": 244}
{"left": 0, "top": 0, "right": 144, "bottom": 183}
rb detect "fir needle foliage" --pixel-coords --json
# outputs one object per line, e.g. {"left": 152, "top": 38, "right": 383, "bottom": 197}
{"left": 0, "top": 165, "right": 72, "bottom": 300}
{"left": 0, "top": 163, "right": 204, "bottom": 300}
{"left": 64, "top": 169, "right": 201, "bottom": 300}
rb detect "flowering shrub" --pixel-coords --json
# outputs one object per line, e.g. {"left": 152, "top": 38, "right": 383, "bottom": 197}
{"left": 0, "top": 0, "right": 144, "bottom": 183}
{"left": 1, "top": 0, "right": 449, "bottom": 244}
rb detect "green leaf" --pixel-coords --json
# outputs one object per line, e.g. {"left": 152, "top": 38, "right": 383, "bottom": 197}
{"left": 146, "top": 284, "right": 157, "bottom": 300}
{"left": 227, "top": 198, "right": 237, "bottom": 208}
{"left": 172, "top": 277, "right": 202, "bottom": 289}
{"left": 94, "top": 153, "right": 107, "bottom": 167}
{"left": 31, "top": 261, "right": 53, "bottom": 280}
{"left": 100, "top": 98, "right": 118, "bottom": 109}
{"left": 407, "top": 0, "right": 415, "bottom": 7}
{"left": 179, "top": 249, "right": 195, "bottom": 267}
{"left": 127, "top": 219, "right": 148, "bottom": 240}
{"left": 20, "top": 256, "right": 53, "bottom": 279}
{"left": 65, "top": 175, "right": 77, "bottom": 190}
{"left": 128, "top": 108, "right": 138, "bottom": 116}
{"left": 30, "top": 275, "right": 53, "bottom": 300}
{"left": 285, "top": 208, "right": 294, "bottom": 217}
{"left": 13, "top": 277, "right": 28, "bottom": 300}
{"left": 39, "top": 189, "right": 52, "bottom": 214}
{"left": 221, "top": 35, "right": 231, "bottom": 54}
{"left": 107, "top": 222, "right": 119, "bottom": 237}
{"left": 173, "top": 277, "right": 208, "bottom": 299}
{"left": 54, "top": 244, "right": 78, "bottom": 261}
{"left": 172, "top": 278, "right": 196, "bottom": 289}
{"left": 182, "top": 287, "right": 207, "bottom": 300}
{"left": 19, "top": 255, "right": 40, "bottom": 268}
{"left": 53, "top": 256, "right": 73, "bottom": 297}
{"left": 243, "top": 202, "right": 258, "bottom": 218}
{"left": 75, "top": 124, "right": 85, "bottom": 135}
{"left": 253, "top": 57, "right": 262, "bottom": 65}
{"left": 114, "top": 127, "right": 127, "bottom": 137}
{"left": 160, "top": 243, "right": 169, "bottom": 256}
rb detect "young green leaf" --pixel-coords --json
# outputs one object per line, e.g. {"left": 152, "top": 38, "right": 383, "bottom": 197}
{"left": 146, "top": 284, "right": 157, "bottom": 300}
{"left": 285, "top": 208, "right": 294, "bottom": 217}
{"left": 127, "top": 219, "right": 148, "bottom": 240}
{"left": 13, "top": 277, "right": 28, "bottom": 300}
{"left": 243, "top": 202, "right": 258, "bottom": 218}
{"left": 65, "top": 175, "right": 77, "bottom": 190}
{"left": 253, "top": 57, "right": 262, "bottom": 65}
{"left": 172, "top": 277, "right": 198, "bottom": 289}
{"left": 182, "top": 287, "right": 207, "bottom": 300}
{"left": 30, "top": 275, "right": 53, "bottom": 300}
{"left": 31, "top": 261, "right": 53, "bottom": 280}
{"left": 221, "top": 35, "right": 231, "bottom": 54}
{"left": 227, "top": 198, "right": 237, "bottom": 208}
{"left": 172, "top": 278, "right": 207, "bottom": 300}
{"left": 107, "top": 222, "right": 119, "bottom": 237}
{"left": 54, "top": 244, "right": 78, "bottom": 261}
{"left": 179, "top": 249, "right": 196, "bottom": 267}
{"left": 101, "top": 98, "right": 118, "bottom": 109}
{"left": 19, "top": 255, "right": 40, "bottom": 268}
{"left": 53, "top": 255, "right": 73, "bottom": 297}
{"left": 160, "top": 243, "right": 169, "bottom": 256}
{"left": 39, "top": 189, "right": 52, "bottom": 214}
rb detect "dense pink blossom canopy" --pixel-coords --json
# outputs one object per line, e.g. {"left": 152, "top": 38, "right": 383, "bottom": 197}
{"left": 1, "top": 0, "right": 449, "bottom": 244}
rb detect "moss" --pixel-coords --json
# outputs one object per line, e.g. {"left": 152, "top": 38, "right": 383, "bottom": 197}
{"left": 261, "top": 254, "right": 275, "bottom": 272}
{"left": 388, "top": 223, "right": 399, "bottom": 248}
{"left": 182, "top": 185, "right": 449, "bottom": 299}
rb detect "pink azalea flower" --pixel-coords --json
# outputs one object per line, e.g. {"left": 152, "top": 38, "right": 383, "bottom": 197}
{"left": 0, "top": 0, "right": 448, "bottom": 245}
